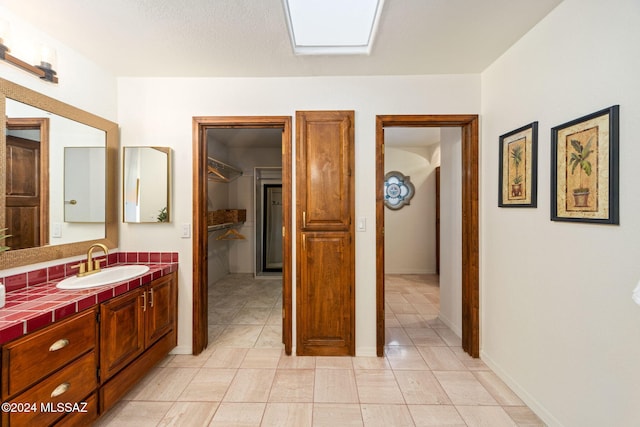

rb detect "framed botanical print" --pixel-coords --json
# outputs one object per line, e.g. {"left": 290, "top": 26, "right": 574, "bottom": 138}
{"left": 551, "top": 105, "right": 619, "bottom": 224}
{"left": 498, "top": 122, "right": 538, "bottom": 207}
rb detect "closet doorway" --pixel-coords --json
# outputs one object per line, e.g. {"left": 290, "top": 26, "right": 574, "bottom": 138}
{"left": 376, "top": 115, "right": 479, "bottom": 357}
{"left": 192, "top": 116, "right": 292, "bottom": 355}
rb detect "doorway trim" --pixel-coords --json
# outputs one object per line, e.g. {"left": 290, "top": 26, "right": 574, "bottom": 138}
{"left": 192, "top": 116, "right": 293, "bottom": 355}
{"left": 376, "top": 114, "right": 479, "bottom": 357}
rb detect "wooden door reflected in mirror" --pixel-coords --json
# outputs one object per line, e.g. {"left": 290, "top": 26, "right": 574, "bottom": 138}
{"left": 5, "top": 118, "right": 49, "bottom": 249}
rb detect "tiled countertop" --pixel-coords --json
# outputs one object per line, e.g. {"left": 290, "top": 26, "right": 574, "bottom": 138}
{"left": 0, "top": 254, "right": 178, "bottom": 345}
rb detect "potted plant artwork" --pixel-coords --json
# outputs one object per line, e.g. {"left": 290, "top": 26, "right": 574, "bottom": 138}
{"left": 568, "top": 136, "right": 594, "bottom": 207}
{"left": 510, "top": 144, "right": 523, "bottom": 197}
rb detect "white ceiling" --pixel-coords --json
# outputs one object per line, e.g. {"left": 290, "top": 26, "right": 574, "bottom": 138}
{"left": 0, "top": 0, "right": 563, "bottom": 78}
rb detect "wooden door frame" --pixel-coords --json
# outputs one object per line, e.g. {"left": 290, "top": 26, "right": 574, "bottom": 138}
{"left": 192, "top": 116, "right": 293, "bottom": 355}
{"left": 376, "top": 115, "right": 479, "bottom": 357}
{"left": 6, "top": 117, "right": 50, "bottom": 246}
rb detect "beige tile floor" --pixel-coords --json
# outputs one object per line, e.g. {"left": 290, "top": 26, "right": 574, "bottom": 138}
{"left": 96, "top": 274, "right": 545, "bottom": 426}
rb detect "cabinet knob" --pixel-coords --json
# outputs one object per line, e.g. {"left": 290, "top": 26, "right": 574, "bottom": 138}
{"left": 49, "top": 339, "right": 70, "bottom": 352}
{"left": 149, "top": 289, "right": 154, "bottom": 308}
{"left": 51, "top": 382, "right": 70, "bottom": 398}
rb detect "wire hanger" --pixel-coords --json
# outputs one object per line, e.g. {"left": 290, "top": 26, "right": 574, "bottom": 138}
{"left": 216, "top": 228, "right": 246, "bottom": 240}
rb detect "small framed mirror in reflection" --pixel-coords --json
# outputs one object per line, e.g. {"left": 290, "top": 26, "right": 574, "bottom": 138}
{"left": 123, "top": 146, "right": 171, "bottom": 223}
{"left": 64, "top": 147, "right": 106, "bottom": 223}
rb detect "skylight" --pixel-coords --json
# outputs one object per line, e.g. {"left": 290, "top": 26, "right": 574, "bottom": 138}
{"left": 283, "top": 0, "right": 384, "bottom": 55}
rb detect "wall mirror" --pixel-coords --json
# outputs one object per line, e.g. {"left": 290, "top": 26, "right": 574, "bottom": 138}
{"left": 123, "top": 146, "right": 171, "bottom": 223}
{"left": 0, "top": 78, "right": 118, "bottom": 269}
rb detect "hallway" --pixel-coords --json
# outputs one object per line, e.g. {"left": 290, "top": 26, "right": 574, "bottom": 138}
{"left": 96, "top": 274, "right": 544, "bottom": 426}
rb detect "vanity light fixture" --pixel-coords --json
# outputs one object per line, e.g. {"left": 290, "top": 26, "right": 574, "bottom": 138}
{"left": 36, "top": 44, "right": 58, "bottom": 83}
{"left": 0, "top": 23, "right": 58, "bottom": 83}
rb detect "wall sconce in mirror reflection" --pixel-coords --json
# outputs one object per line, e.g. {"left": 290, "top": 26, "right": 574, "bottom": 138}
{"left": 64, "top": 147, "right": 106, "bottom": 223}
{"left": 123, "top": 147, "right": 172, "bottom": 223}
{"left": 0, "top": 21, "right": 58, "bottom": 83}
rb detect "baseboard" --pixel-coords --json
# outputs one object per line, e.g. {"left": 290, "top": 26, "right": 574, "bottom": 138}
{"left": 356, "top": 346, "right": 377, "bottom": 357}
{"left": 481, "top": 350, "right": 565, "bottom": 427}
{"left": 438, "top": 313, "right": 462, "bottom": 337}
{"left": 169, "top": 345, "right": 192, "bottom": 355}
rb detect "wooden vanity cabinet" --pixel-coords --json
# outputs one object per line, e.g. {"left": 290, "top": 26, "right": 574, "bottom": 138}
{"left": 0, "top": 270, "right": 177, "bottom": 426}
{"left": 99, "top": 271, "right": 177, "bottom": 413}
{"left": 1, "top": 308, "right": 99, "bottom": 426}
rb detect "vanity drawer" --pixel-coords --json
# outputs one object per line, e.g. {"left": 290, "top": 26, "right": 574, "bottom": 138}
{"left": 54, "top": 392, "right": 98, "bottom": 427}
{"left": 1, "top": 308, "right": 97, "bottom": 399}
{"left": 2, "top": 351, "right": 97, "bottom": 427}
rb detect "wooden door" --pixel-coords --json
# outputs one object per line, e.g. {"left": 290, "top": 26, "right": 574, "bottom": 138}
{"left": 146, "top": 273, "right": 177, "bottom": 347}
{"left": 100, "top": 288, "right": 146, "bottom": 381}
{"left": 5, "top": 135, "right": 41, "bottom": 249}
{"left": 296, "top": 111, "right": 355, "bottom": 356}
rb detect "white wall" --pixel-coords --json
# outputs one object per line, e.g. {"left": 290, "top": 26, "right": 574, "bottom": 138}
{"left": 0, "top": 6, "right": 117, "bottom": 122}
{"left": 117, "top": 75, "right": 480, "bottom": 355}
{"left": 438, "top": 129, "right": 462, "bottom": 336}
{"left": 384, "top": 146, "right": 439, "bottom": 274}
{"left": 481, "top": 1, "right": 640, "bottom": 426}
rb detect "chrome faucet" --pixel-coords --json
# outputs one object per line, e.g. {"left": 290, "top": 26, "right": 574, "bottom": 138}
{"left": 73, "top": 243, "right": 109, "bottom": 277}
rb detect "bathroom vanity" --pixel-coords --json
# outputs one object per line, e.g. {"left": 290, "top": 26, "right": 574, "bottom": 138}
{"left": 0, "top": 256, "right": 177, "bottom": 426}
{"left": 0, "top": 78, "right": 179, "bottom": 425}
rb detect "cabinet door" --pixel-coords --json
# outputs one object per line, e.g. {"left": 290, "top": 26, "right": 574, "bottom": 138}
{"left": 100, "top": 288, "right": 145, "bottom": 381}
{"left": 296, "top": 111, "right": 355, "bottom": 356}
{"left": 296, "top": 111, "right": 353, "bottom": 231}
{"left": 145, "top": 272, "right": 177, "bottom": 347}
{"left": 298, "top": 232, "right": 353, "bottom": 355}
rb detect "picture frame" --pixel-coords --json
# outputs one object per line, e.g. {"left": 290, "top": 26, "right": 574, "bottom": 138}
{"left": 498, "top": 122, "right": 538, "bottom": 207}
{"left": 551, "top": 105, "right": 619, "bottom": 224}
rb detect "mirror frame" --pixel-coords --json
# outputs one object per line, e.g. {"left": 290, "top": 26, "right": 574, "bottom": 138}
{"left": 0, "top": 78, "right": 118, "bottom": 269}
{"left": 122, "top": 146, "right": 172, "bottom": 223}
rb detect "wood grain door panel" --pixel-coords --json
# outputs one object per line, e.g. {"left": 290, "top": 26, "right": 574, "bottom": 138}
{"left": 297, "top": 111, "right": 352, "bottom": 231}
{"left": 296, "top": 110, "right": 355, "bottom": 356}
{"left": 298, "top": 232, "right": 353, "bottom": 355}
{"left": 100, "top": 289, "right": 145, "bottom": 381}
{"left": 145, "top": 273, "right": 177, "bottom": 347}
{"left": 6, "top": 136, "right": 41, "bottom": 249}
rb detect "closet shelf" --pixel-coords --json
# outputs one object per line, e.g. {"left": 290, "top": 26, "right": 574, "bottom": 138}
{"left": 207, "top": 157, "right": 242, "bottom": 182}
{"left": 207, "top": 222, "right": 244, "bottom": 232}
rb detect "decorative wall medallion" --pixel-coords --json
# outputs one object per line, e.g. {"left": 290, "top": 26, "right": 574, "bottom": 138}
{"left": 384, "top": 171, "right": 415, "bottom": 210}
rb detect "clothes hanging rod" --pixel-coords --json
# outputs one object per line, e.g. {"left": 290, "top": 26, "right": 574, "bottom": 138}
{"left": 207, "top": 156, "right": 243, "bottom": 182}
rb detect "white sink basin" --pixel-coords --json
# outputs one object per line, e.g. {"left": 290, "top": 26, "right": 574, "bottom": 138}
{"left": 56, "top": 265, "right": 150, "bottom": 290}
